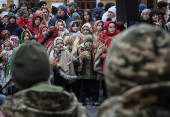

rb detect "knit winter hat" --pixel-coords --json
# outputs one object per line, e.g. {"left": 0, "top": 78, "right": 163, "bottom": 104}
{"left": 8, "top": 12, "right": 16, "bottom": 20}
{"left": 58, "top": 5, "right": 67, "bottom": 13}
{"left": 72, "top": 12, "right": 80, "bottom": 19}
{"left": 54, "top": 37, "right": 64, "bottom": 46}
{"left": 108, "top": 6, "right": 116, "bottom": 16}
{"left": 1, "top": 8, "right": 7, "bottom": 12}
{"left": 10, "top": 35, "right": 19, "bottom": 41}
{"left": 11, "top": 41, "right": 50, "bottom": 89}
{"left": 39, "top": 1, "right": 47, "bottom": 8}
{"left": 0, "top": 12, "right": 8, "bottom": 19}
{"left": 105, "top": 2, "right": 115, "bottom": 11}
{"left": 84, "top": 35, "right": 93, "bottom": 43}
{"left": 19, "top": 0, "right": 28, "bottom": 8}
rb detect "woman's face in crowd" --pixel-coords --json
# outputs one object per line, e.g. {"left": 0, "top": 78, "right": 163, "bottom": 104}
{"left": 35, "top": 17, "right": 41, "bottom": 26}
{"left": 42, "top": 9, "right": 49, "bottom": 18}
{"left": 42, "top": 27, "right": 48, "bottom": 36}
{"left": 143, "top": 12, "right": 150, "bottom": 20}
{"left": 41, "top": 4, "right": 47, "bottom": 8}
{"left": 72, "top": 24, "right": 78, "bottom": 32}
{"left": 22, "top": 14, "right": 29, "bottom": 21}
{"left": 85, "top": 41, "right": 93, "bottom": 47}
{"left": 3, "top": 16, "right": 8, "bottom": 23}
{"left": 97, "top": 22, "right": 103, "bottom": 32}
{"left": 9, "top": 17, "right": 15, "bottom": 24}
{"left": 83, "top": 29, "right": 90, "bottom": 35}
{"left": 108, "top": 23, "right": 116, "bottom": 33}
{"left": 107, "top": 11, "right": 115, "bottom": 18}
{"left": 24, "top": 32, "right": 30, "bottom": 41}
{"left": 152, "top": 14, "right": 158, "bottom": 22}
{"left": 84, "top": 12, "right": 90, "bottom": 22}
{"left": 56, "top": 42, "right": 64, "bottom": 49}
{"left": 57, "top": 22, "right": 64, "bottom": 31}
{"left": 4, "top": 44, "right": 10, "bottom": 51}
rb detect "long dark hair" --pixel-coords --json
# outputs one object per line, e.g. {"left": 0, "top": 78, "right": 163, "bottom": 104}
{"left": 81, "top": 9, "right": 92, "bottom": 26}
{"left": 6, "top": 18, "right": 19, "bottom": 29}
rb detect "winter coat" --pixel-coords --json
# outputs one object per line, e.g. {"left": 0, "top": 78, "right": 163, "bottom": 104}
{"left": 1, "top": 82, "right": 89, "bottom": 117}
{"left": 27, "top": 14, "right": 42, "bottom": 36}
{"left": 18, "top": 17, "right": 32, "bottom": 28}
{"left": 37, "top": 35, "right": 44, "bottom": 43}
{"left": 48, "top": 14, "right": 74, "bottom": 29}
{"left": 8, "top": 25, "right": 23, "bottom": 39}
{"left": 0, "top": 20, "right": 5, "bottom": 40}
{"left": 15, "top": 9, "right": 33, "bottom": 21}
{"left": 77, "top": 44, "right": 97, "bottom": 79}
{"left": 92, "top": 7, "right": 105, "bottom": 20}
{"left": 157, "top": 9, "right": 166, "bottom": 24}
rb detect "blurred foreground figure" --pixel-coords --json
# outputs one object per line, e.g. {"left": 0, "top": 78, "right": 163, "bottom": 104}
{"left": 98, "top": 24, "right": 170, "bottom": 117}
{"left": 1, "top": 41, "right": 89, "bottom": 117}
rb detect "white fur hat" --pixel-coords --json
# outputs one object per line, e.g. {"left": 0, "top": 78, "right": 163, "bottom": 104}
{"left": 108, "top": 6, "right": 116, "bottom": 16}
{"left": 0, "top": 12, "right": 8, "bottom": 19}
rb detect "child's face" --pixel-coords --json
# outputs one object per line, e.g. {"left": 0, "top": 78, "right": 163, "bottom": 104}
{"left": 83, "top": 29, "right": 90, "bottom": 35}
{"left": 24, "top": 32, "right": 30, "bottom": 41}
{"left": 85, "top": 41, "right": 92, "bottom": 47}
{"left": 4, "top": 44, "right": 10, "bottom": 51}
{"left": 108, "top": 23, "right": 116, "bottom": 33}
{"left": 42, "top": 27, "right": 48, "bottom": 36}
{"left": 107, "top": 11, "right": 115, "bottom": 18}
{"left": 56, "top": 42, "right": 64, "bottom": 49}
{"left": 97, "top": 22, "right": 103, "bottom": 32}
{"left": 13, "top": 41, "right": 19, "bottom": 48}
{"left": 72, "top": 24, "right": 78, "bottom": 32}
{"left": 35, "top": 17, "right": 41, "bottom": 26}
{"left": 57, "top": 22, "right": 64, "bottom": 31}
{"left": 4, "top": 34, "right": 10, "bottom": 41}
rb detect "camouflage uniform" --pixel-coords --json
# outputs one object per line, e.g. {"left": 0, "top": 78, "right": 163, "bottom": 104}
{"left": 2, "top": 82, "right": 88, "bottom": 117}
{"left": 1, "top": 41, "right": 89, "bottom": 117}
{"left": 98, "top": 24, "right": 170, "bottom": 117}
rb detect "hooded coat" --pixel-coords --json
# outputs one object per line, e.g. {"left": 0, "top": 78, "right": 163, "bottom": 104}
{"left": 102, "top": 6, "right": 116, "bottom": 24}
{"left": 92, "top": 7, "right": 105, "bottom": 20}
{"left": 27, "top": 14, "right": 42, "bottom": 36}
{"left": 48, "top": 14, "right": 74, "bottom": 29}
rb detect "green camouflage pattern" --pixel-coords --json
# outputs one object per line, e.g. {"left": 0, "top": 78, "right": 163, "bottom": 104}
{"left": 105, "top": 24, "right": 170, "bottom": 96}
{"left": 1, "top": 82, "right": 89, "bottom": 117}
{"left": 98, "top": 24, "right": 170, "bottom": 117}
{"left": 98, "top": 81, "right": 170, "bottom": 117}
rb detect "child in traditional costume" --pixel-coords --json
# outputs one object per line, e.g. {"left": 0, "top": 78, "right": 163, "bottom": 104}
{"left": 49, "top": 37, "right": 77, "bottom": 91}
{"left": 75, "top": 35, "right": 100, "bottom": 106}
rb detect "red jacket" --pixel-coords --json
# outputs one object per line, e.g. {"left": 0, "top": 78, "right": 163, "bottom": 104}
{"left": 27, "top": 14, "right": 42, "bottom": 36}
{"left": 18, "top": 17, "right": 32, "bottom": 29}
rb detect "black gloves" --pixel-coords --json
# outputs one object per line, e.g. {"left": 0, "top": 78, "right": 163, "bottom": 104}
{"left": 40, "top": 30, "right": 54, "bottom": 45}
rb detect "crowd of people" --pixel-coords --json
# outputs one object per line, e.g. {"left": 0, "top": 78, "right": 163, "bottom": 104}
{"left": 0, "top": 0, "right": 170, "bottom": 117}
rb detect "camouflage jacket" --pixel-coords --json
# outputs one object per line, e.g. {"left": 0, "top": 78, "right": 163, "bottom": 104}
{"left": 98, "top": 81, "right": 170, "bottom": 117}
{"left": 1, "top": 82, "right": 89, "bottom": 117}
